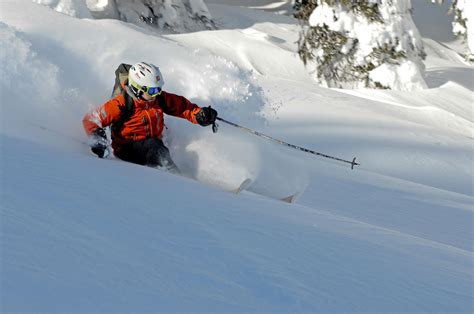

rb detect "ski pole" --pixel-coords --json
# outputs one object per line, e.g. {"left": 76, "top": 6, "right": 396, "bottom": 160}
{"left": 215, "top": 117, "right": 360, "bottom": 169}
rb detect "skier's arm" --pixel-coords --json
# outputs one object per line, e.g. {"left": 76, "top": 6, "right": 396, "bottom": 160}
{"left": 158, "top": 91, "right": 202, "bottom": 124}
{"left": 83, "top": 96, "right": 126, "bottom": 158}
{"left": 83, "top": 96, "right": 125, "bottom": 136}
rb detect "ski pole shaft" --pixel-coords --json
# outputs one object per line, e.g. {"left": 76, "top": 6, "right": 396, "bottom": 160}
{"left": 216, "top": 117, "right": 360, "bottom": 169}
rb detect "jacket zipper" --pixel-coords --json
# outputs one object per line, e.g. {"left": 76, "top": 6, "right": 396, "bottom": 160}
{"left": 156, "top": 112, "right": 160, "bottom": 134}
{"left": 142, "top": 116, "right": 149, "bottom": 137}
{"left": 145, "top": 111, "right": 154, "bottom": 137}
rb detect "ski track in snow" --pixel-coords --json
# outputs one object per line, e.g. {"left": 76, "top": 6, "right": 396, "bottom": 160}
{"left": 1, "top": 0, "right": 473, "bottom": 312}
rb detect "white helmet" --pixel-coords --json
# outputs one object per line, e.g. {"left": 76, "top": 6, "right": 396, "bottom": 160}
{"left": 128, "top": 62, "right": 164, "bottom": 98}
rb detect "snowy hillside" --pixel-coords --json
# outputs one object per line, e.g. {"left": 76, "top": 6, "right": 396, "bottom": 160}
{"left": 1, "top": 0, "right": 473, "bottom": 312}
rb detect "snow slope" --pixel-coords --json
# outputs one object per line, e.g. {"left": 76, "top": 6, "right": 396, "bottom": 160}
{"left": 1, "top": 0, "right": 473, "bottom": 311}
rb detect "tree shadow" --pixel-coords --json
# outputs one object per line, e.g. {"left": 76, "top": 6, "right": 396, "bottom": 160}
{"left": 425, "top": 67, "right": 474, "bottom": 90}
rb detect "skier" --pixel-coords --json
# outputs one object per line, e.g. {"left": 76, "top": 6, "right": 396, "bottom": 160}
{"left": 82, "top": 62, "right": 218, "bottom": 173}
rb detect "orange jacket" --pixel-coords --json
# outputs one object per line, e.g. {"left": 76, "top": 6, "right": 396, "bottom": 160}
{"left": 83, "top": 89, "right": 201, "bottom": 154}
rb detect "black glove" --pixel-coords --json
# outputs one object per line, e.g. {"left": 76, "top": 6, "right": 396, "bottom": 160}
{"left": 89, "top": 128, "right": 108, "bottom": 158}
{"left": 196, "top": 106, "right": 218, "bottom": 127}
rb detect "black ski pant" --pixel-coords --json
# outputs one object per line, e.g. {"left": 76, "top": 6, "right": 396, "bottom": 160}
{"left": 115, "top": 138, "right": 179, "bottom": 173}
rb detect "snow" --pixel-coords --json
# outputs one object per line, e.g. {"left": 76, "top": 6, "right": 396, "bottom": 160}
{"left": 1, "top": 0, "right": 473, "bottom": 311}
{"left": 33, "top": 0, "right": 92, "bottom": 18}
{"left": 369, "top": 60, "right": 428, "bottom": 91}
{"left": 35, "top": 0, "right": 214, "bottom": 32}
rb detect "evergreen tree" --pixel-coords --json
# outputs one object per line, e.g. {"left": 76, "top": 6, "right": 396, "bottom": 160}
{"left": 296, "top": 0, "right": 427, "bottom": 90}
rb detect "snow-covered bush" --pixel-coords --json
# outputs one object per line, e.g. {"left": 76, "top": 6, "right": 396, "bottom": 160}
{"left": 33, "top": 0, "right": 215, "bottom": 32}
{"left": 296, "top": 0, "right": 427, "bottom": 91}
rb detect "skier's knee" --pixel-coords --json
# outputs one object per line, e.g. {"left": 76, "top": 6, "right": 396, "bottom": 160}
{"left": 145, "top": 138, "right": 172, "bottom": 167}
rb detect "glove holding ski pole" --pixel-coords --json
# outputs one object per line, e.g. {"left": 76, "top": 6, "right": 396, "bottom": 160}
{"left": 196, "top": 106, "right": 219, "bottom": 133}
{"left": 88, "top": 127, "right": 109, "bottom": 158}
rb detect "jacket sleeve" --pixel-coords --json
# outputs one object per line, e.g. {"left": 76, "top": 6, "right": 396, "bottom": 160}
{"left": 159, "top": 91, "right": 202, "bottom": 124}
{"left": 82, "top": 95, "right": 125, "bottom": 136}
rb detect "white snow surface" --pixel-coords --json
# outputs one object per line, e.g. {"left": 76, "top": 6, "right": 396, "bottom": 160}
{"left": 1, "top": 0, "right": 473, "bottom": 311}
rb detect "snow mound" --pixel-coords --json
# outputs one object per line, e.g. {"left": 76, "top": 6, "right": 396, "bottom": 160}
{"left": 113, "top": 0, "right": 214, "bottom": 32}
{"left": 369, "top": 60, "right": 427, "bottom": 91}
{"left": 34, "top": 0, "right": 215, "bottom": 32}
{"left": 33, "top": 0, "right": 92, "bottom": 18}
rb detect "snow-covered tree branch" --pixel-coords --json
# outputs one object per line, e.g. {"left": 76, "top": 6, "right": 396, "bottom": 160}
{"left": 296, "top": 0, "right": 427, "bottom": 91}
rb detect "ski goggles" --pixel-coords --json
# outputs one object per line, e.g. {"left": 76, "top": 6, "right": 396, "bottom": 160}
{"left": 143, "top": 86, "right": 162, "bottom": 97}
{"left": 129, "top": 79, "right": 162, "bottom": 97}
